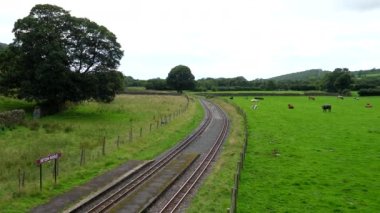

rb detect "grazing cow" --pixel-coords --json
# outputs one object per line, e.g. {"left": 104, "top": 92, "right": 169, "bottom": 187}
{"left": 308, "top": 96, "right": 316, "bottom": 100}
{"left": 365, "top": 103, "right": 373, "bottom": 108}
{"left": 251, "top": 98, "right": 259, "bottom": 103}
{"left": 251, "top": 104, "right": 258, "bottom": 110}
{"left": 288, "top": 104, "right": 294, "bottom": 109}
{"left": 322, "top": 104, "right": 332, "bottom": 112}
{"left": 337, "top": 95, "right": 344, "bottom": 100}
{"left": 254, "top": 97, "right": 264, "bottom": 100}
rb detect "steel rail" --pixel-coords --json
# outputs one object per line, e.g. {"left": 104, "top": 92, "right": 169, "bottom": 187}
{"left": 158, "top": 102, "right": 229, "bottom": 213}
{"left": 69, "top": 99, "right": 213, "bottom": 213}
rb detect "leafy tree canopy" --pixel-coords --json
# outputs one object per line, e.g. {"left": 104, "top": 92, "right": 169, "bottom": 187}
{"left": 166, "top": 65, "right": 195, "bottom": 93}
{"left": 0, "top": 4, "right": 124, "bottom": 114}
{"left": 323, "top": 68, "right": 353, "bottom": 94}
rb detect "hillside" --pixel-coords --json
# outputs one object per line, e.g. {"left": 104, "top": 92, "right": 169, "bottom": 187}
{"left": 0, "top": 42, "right": 7, "bottom": 52}
{"left": 270, "top": 69, "right": 329, "bottom": 81}
{"left": 352, "top": 69, "right": 380, "bottom": 78}
{"left": 270, "top": 68, "right": 380, "bottom": 81}
{"left": 0, "top": 42, "right": 7, "bottom": 49}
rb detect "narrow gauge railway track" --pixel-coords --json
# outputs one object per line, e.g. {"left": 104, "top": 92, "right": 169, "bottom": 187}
{"left": 158, "top": 103, "right": 229, "bottom": 213}
{"left": 69, "top": 100, "right": 213, "bottom": 213}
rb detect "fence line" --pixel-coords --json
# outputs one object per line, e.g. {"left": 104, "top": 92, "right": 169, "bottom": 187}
{"left": 227, "top": 101, "right": 248, "bottom": 213}
{"left": 12, "top": 95, "right": 191, "bottom": 193}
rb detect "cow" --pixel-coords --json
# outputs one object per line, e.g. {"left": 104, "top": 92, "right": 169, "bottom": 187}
{"left": 365, "top": 103, "right": 373, "bottom": 108}
{"left": 251, "top": 98, "right": 259, "bottom": 103}
{"left": 308, "top": 96, "right": 316, "bottom": 100}
{"left": 251, "top": 104, "right": 258, "bottom": 110}
{"left": 288, "top": 104, "right": 294, "bottom": 109}
{"left": 322, "top": 104, "right": 332, "bottom": 112}
{"left": 337, "top": 95, "right": 344, "bottom": 100}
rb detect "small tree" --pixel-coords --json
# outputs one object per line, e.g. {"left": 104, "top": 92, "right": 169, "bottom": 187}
{"left": 166, "top": 65, "right": 195, "bottom": 93}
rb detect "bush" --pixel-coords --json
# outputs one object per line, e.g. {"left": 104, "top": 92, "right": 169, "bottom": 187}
{"left": 0, "top": 109, "right": 26, "bottom": 128}
{"left": 42, "top": 123, "right": 61, "bottom": 133}
{"left": 358, "top": 88, "right": 380, "bottom": 96}
{"left": 26, "top": 120, "right": 40, "bottom": 131}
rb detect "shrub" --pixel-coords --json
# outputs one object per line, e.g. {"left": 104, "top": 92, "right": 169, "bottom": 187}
{"left": 42, "top": 123, "right": 61, "bottom": 133}
{"left": 358, "top": 88, "right": 380, "bottom": 96}
{"left": 64, "top": 125, "right": 74, "bottom": 133}
{"left": 0, "top": 109, "right": 26, "bottom": 128}
{"left": 27, "top": 120, "right": 40, "bottom": 131}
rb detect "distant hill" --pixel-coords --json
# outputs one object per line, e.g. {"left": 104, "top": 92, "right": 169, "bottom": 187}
{"left": 270, "top": 69, "right": 329, "bottom": 81}
{"left": 270, "top": 68, "right": 380, "bottom": 81}
{"left": 0, "top": 42, "right": 8, "bottom": 52}
{"left": 351, "top": 69, "right": 380, "bottom": 79}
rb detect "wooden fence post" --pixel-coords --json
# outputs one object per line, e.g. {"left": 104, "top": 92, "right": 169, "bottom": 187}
{"left": 18, "top": 168, "right": 21, "bottom": 192}
{"left": 80, "top": 147, "right": 85, "bottom": 166}
{"left": 102, "top": 136, "right": 106, "bottom": 155}
{"left": 39, "top": 164, "right": 42, "bottom": 191}
{"left": 22, "top": 170, "right": 25, "bottom": 188}
{"left": 54, "top": 159, "right": 57, "bottom": 184}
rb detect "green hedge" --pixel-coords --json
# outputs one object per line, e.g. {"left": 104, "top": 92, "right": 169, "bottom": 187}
{"left": 358, "top": 88, "right": 380, "bottom": 96}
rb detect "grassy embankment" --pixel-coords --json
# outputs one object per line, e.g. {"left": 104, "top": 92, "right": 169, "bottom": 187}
{"left": 0, "top": 94, "right": 204, "bottom": 212}
{"left": 232, "top": 96, "right": 380, "bottom": 212}
{"left": 187, "top": 98, "right": 246, "bottom": 212}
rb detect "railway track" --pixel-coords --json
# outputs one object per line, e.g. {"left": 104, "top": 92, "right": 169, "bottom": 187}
{"left": 158, "top": 102, "right": 229, "bottom": 213}
{"left": 68, "top": 99, "right": 214, "bottom": 213}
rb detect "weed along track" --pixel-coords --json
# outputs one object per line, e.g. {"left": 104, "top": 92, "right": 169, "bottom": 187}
{"left": 65, "top": 99, "right": 229, "bottom": 213}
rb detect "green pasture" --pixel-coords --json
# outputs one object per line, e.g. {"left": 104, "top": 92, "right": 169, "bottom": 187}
{"left": 205, "top": 90, "right": 304, "bottom": 94}
{"left": 0, "top": 95, "right": 203, "bottom": 212}
{"left": 232, "top": 96, "right": 380, "bottom": 212}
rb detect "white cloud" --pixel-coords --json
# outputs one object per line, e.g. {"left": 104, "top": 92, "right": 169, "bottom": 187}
{"left": 1, "top": 0, "right": 380, "bottom": 79}
{"left": 339, "top": 0, "right": 380, "bottom": 11}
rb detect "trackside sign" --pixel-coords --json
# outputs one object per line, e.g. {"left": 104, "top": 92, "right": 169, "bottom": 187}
{"left": 36, "top": 153, "right": 62, "bottom": 165}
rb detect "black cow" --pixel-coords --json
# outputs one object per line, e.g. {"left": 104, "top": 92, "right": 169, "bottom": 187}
{"left": 322, "top": 104, "right": 332, "bottom": 112}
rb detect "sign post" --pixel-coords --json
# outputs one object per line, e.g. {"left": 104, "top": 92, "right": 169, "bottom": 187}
{"left": 36, "top": 153, "right": 62, "bottom": 190}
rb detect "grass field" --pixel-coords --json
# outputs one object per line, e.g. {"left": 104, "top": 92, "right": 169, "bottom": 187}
{"left": 0, "top": 94, "right": 204, "bottom": 212}
{"left": 232, "top": 96, "right": 380, "bottom": 212}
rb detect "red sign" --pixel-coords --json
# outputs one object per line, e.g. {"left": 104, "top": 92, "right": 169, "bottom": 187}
{"left": 36, "top": 153, "right": 62, "bottom": 165}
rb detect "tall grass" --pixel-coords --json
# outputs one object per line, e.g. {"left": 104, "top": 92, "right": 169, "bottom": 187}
{"left": 0, "top": 94, "right": 204, "bottom": 212}
{"left": 187, "top": 98, "right": 246, "bottom": 212}
{"left": 234, "top": 96, "right": 380, "bottom": 212}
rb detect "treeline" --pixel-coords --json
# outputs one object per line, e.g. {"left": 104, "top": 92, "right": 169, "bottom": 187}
{"left": 124, "top": 68, "right": 380, "bottom": 96}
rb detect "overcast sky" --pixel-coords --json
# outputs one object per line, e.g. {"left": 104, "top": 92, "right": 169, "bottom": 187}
{"left": 1, "top": 0, "right": 380, "bottom": 80}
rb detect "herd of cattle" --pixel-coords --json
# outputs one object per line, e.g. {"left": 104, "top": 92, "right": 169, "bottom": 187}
{"left": 247, "top": 96, "right": 374, "bottom": 111}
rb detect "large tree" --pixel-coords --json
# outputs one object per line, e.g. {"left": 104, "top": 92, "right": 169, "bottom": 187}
{"left": 166, "top": 65, "right": 195, "bottom": 93}
{"left": 323, "top": 68, "right": 353, "bottom": 94}
{"left": 0, "top": 4, "right": 123, "bottom": 114}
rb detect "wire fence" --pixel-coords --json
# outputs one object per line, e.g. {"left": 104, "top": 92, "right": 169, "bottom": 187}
{"left": 227, "top": 102, "right": 248, "bottom": 213}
